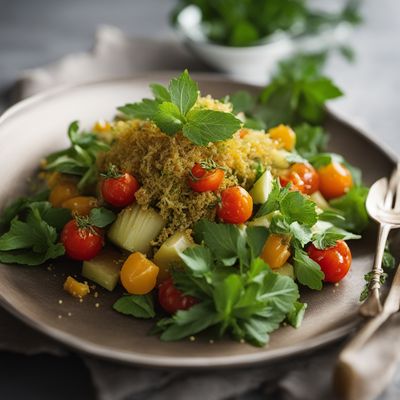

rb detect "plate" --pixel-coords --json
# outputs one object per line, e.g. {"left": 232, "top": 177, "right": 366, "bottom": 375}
{"left": 0, "top": 72, "right": 395, "bottom": 368}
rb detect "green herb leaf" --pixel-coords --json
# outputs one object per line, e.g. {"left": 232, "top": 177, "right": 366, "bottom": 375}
{"left": 312, "top": 226, "right": 361, "bottom": 249}
{"left": 329, "top": 186, "right": 369, "bottom": 233}
{"left": 293, "top": 246, "right": 324, "bottom": 290}
{"left": 183, "top": 109, "right": 241, "bottom": 146}
{"left": 169, "top": 70, "right": 198, "bottom": 116}
{"left": 117, "top": 99, "right": 159, "bottom": 120}
{"left": 280, "top": 191, "right": 317, "bottom": 227}
{"left": 193, "top": 219, "right": 247, "bottom": 267}
{"left": 255, "top": 179, "right": 283, "bottom": 217}
{"left": 153, "top": 102, "right": 184, "bottom": 135}
{"left": 160, "top": 302, "right": 220, "bottom": 341}
{"left": 89, "top": 208, "right": 116, "bottom": 228}
{"left": 0, "top": 191, "right": 50, "bottom": 228}
{"left": 294, "top": 123, "right": 328, "bottom": 159}
{"left": 383, "top": 243, "right": 395, "bottom": 269}
{"left": 0, "top": 205, "right": 65, "bottom": 266}
{"left": 179, "top": 246, "right": 213, "bottom": 277}
{"left": 150, "top": 83, "right": 171, "bottom": 102}
{"left": 229, "top": 90, "right": 256, "bottom": 114}
{"left": 287, "top": 301, "right": 307, "bottom": 328}
{"left": 113, "top": 294, "right": 155, "bottom": 319}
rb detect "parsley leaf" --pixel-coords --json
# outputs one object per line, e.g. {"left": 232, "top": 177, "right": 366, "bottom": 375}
{"left": 193, "top": 219, "right": 247, "bottom": 267}
{"left": 280, "top": 191, "right": 317, "bottom": 227}
{"left": 293, "top": 246, "right": 324, "bottom": 290}
{"left": 329, "top": 186, "right": 369, "bottom": 233}
{"left": 0, "top": 190, "right": 49, "bottom": 228}
{"left": 287, "top": 301, "right": 307, "bottom": 328}
{"left": 0, "top": 205, "right": 65, "bottom": 266}
{"left": 312, "top": 226, "right": 360, "bottom": 249}
{"left": 45, "top": 121, "right": 110, "bottom": 191}
{"left": 179, "top": 246, "right": 213, "bottom": 277}
{"left": 113, "top": 294, "right": 155, "bottom": 319}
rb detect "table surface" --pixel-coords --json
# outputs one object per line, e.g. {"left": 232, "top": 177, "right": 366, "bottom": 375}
{"left": 0, "top": 0, "right": 399, "bottom": 399}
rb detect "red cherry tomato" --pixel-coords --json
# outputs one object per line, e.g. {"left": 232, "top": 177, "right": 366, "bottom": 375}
{"left": 158, "top": 278, "right": 197, "bottom": 314}
{"left": 318, "top": 162, "right": 352, "bottom": 200}
{"left": 101, "top": 172, "right": 140, "bottom": 207}
{"left": 307, "top": 240, "right": 352, "bottom": 283}
{"left": 289, "top": 163, "right": 319, "bottom": 194}
{"left": 217, "top": 186, "right": 253, "bottom": 224}
{"left": 61, "top": 220, "right": 104, "bottom": 261}
{"left": 188, "top": 163, "right": 225, "bottom": 192}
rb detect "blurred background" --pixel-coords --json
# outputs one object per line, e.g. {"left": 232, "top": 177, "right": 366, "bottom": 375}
{"left": 0, "top": 0, "right": 399, "bottom": 399}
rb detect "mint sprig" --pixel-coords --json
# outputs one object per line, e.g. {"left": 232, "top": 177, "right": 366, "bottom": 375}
{"left": 118, "top": 70, "right": 242, "bottom": 146}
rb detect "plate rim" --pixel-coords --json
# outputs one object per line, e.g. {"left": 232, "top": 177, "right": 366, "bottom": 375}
{"left": 0, "top": 72, "right": 397, "bottom": 368}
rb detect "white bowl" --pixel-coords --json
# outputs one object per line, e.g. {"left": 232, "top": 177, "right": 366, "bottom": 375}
{"left": 175, "top": 5, "right": 353, "bottom": 84}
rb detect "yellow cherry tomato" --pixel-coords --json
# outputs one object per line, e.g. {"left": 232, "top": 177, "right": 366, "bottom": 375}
{"left": 268, "top": 124, "right": 296, "bottom": 151}
{"left": 261, "top": 234, "right": 291, "bottom": 269}
{"left": 49, "top": 182, "right": 79, "bottom": 208}
{"left": 61, "top": 196, "right": 98, "bottom": 216}
{"left": 120, "top": 252, "right": 159, "bottom": 295}
{"left": 318, "top": 162, "right": 353, "bottom": 200}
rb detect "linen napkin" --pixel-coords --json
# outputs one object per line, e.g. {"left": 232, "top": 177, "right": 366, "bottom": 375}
{"left": 1, "top": 25, "right": 400, "bottom": 400}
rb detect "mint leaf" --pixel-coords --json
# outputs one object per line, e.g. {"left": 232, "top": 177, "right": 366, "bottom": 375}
{"left": 312, "top": 226, "right": 360, "bottom": 249}
{"left": 293, "top": 246, "right": 324, "bottom": 290}
{"left": 113, "top": 294, "right": 155, "bottom": 319}
{"left": 280, "top": 191, "right": 317, "bottom": 226}
{"left": 153, "top": 102, "right": 184, "bottom": 135}
{"left": 117, "top": 99, "right": 159, "bottom": 120}
{"left": 183, "top": 109, "right": 241, "bottom": 146}
{"left": 383, "top": 243, "right": 395, "bottom": 269}
{"left": 150, "top": 83, "right": 171, "bottom": 102}
{"left": 287, "top": 301, "right": 307, "bottom": 328}
{"left": 89, "top": 208, "right": 116, "bottom": 228}
{"left": 169, "top": 70, "right": 198, "bottom": 116}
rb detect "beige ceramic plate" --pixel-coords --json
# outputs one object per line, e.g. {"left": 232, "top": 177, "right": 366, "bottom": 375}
{"left": 0, "top": 73, "right": 395, "bottom": 368}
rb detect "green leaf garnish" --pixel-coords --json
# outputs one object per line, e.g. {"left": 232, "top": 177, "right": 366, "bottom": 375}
{"left": 118, "top": 70, "right": 242, "bottom": 146}
{"left": 113, "top": 294, "right": 155, "bottom": 319}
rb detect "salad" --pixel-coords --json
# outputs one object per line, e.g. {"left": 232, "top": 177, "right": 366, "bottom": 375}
{"left": 0, "top": 70, "right": 370, "bottom": 347}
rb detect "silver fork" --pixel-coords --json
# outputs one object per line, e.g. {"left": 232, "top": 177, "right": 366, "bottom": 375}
{"left": 359, "top": 163, "right": 400, "bottom": 317}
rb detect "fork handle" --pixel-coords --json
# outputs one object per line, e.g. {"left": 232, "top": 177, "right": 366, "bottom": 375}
{"left": 359, "top": 223, "right": 391, "bottom": 317}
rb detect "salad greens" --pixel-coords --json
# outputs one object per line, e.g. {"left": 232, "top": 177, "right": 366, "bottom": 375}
{"left": 156, "top": 220, "right": 299, "bottom": 346}
{"left": 0, "top": 203, "right": 115, "bottom": 266}
{"left": 118, "top": 70, "right": 242, "bottom": 146}
{"left": 45, "top": 121, "right": 110, "bottom": 191}
{"left": 172, "top": 0, "right": 361, "bottom": 47}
